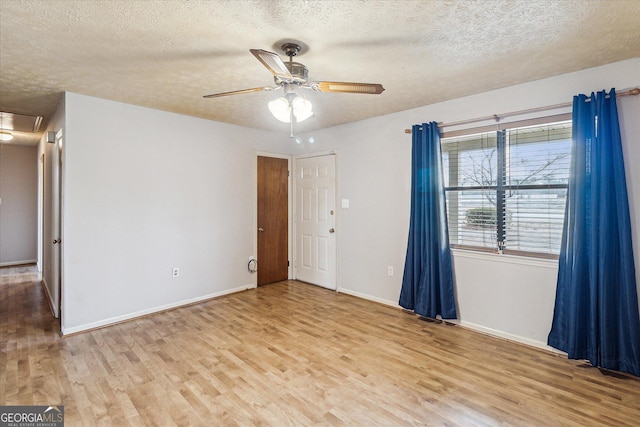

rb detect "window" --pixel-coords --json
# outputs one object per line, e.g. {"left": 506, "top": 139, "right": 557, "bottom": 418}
{"left": 442, "top": 120, "right": 572, "bottom": 257}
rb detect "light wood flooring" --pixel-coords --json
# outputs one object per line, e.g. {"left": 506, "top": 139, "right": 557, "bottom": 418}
{"left": 2, "top": 268, "right": 640, "bottom": 426}
{"left": 0, "top": 263, "right": 40, "bottom": 285}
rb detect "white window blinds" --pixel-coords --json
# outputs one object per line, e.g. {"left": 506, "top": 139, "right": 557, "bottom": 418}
{"left": 442, "top": 120, "right": 572, "bottom": 256}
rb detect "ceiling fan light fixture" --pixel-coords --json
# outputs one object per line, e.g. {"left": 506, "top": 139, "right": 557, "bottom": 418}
{"left": 0, "top": 131, "right": 13, "bottom": 141}
{"left": 291, "top": 96, "right": 313, "bottom": 122}
{"left": 268, "top": 97, "right": 292, "bottom": 123}
{"left": 269, "top": 95, "right": 313, "bottom": 123}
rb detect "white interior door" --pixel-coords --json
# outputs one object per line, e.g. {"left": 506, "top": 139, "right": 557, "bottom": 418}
{"left": 295, "top": 154, "right": 336, "bottom": 289}
{"left": 51, "top": 132, "right": 62, "bottom": 319}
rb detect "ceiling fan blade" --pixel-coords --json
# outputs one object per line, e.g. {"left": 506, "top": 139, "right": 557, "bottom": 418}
{"left": 203, "top": 86, "right": 275, "bottom": 98}
{"left": 311, "top": 81, "right": 385, "bottom": 94}
{"left": 250, "top": 49, "right": 292, "bottom": 79}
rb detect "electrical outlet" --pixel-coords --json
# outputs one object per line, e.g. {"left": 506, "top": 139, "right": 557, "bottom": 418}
{"left": 388, "top": 266, "right": 394, "bottom": 276}
{"left": 172, "top": 267, "right": 179, "bottom": 278}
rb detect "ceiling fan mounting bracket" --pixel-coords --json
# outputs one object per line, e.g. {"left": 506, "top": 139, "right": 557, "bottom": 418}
{"left": 281, "top": 43, "right": 302, "bottom": 58}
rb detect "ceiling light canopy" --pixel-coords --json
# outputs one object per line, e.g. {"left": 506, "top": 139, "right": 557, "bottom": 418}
{"left": 0, "top": 131, "right": 13, "bottom": 141}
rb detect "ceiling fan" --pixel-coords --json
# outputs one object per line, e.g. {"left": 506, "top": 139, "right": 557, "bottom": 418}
{"left": 203, "top": 42, "right": 385, "bottom": 136}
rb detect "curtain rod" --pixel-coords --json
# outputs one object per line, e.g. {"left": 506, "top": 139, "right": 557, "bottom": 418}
{"left": 404, "top": 87, "right": 640, "bottom": 134}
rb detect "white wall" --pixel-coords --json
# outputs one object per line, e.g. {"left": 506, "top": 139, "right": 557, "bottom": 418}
{"left": 0, "top": 143, "right": 38, "bottom": 266}
{"left": 61, "top": 92, "right": 292, "bottom": 333}
{"left": 618, "top": 86, "right": 640, "bottom": 320}
{"left": 292, "top": 58, "right": 640, "bottom": 349}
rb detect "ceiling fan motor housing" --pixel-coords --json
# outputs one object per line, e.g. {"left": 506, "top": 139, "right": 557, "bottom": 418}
{"left": 273, "top": 42, "right": 308, "bottom": 85}
{"left": 285, "top": 62, "right": 308, "bottom": 83}
{"left": 274, "top": 61, "right": 308, "bottom": 85}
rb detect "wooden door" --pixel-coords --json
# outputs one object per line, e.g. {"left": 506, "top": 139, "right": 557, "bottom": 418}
{"left": 257, "top": 156, "right": 288, "bottom": 286}
{"left": 294, "top": 154, "right": 337, "bottom": 290}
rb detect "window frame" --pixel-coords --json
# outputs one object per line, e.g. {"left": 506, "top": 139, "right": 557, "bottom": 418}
{"left": 441, "top": 114, "right": 572, "bottom": 259}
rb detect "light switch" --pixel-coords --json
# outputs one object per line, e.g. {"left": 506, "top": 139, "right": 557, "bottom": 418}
{"left": 341, "top": 199, "right": 349, "bottom": 208}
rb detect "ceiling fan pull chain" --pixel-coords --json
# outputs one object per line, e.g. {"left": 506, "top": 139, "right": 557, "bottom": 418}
{"left": 290, "top": 110, "right": 294, "bottom": 138}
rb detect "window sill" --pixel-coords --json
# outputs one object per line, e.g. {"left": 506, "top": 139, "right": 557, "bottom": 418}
{"left": 451, "top": 247, "right": 559, "bottom": 269}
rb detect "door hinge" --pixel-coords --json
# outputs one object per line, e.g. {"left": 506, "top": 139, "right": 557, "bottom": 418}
{"left": 288, "top": 170, "right": 290, "bottom": 177}
{"left": 288, "top": 260, "right": 290, "bottom": 267}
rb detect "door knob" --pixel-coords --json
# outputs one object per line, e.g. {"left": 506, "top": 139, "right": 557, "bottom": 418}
{"left": 329, "top": 228, "right": 335, "bottom": 234}
{"left": 258, "top": 227, "right": 264, "bottom": 232}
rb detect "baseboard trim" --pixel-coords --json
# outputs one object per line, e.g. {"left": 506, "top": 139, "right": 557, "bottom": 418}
{"left": 0, "top": 259, "right": 37, "bottom": 267}
{"left": 450, "top": 319, "right": 563, "bottom": 354}
{"left": 337, "top": 287, "right": 400, "bottom": 308}
{"left": 336, "top": 287, "right": 563, "bottom": 355}
{"left": 61, "top": 283, "right": 257, "bottom": 336}
{"left": 58, "top": 280, "right": 564, "bottom": 355}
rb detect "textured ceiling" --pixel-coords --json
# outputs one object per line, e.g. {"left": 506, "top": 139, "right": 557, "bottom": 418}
{"left": 1, "top": 0, "right": 639, "bottom": 145}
